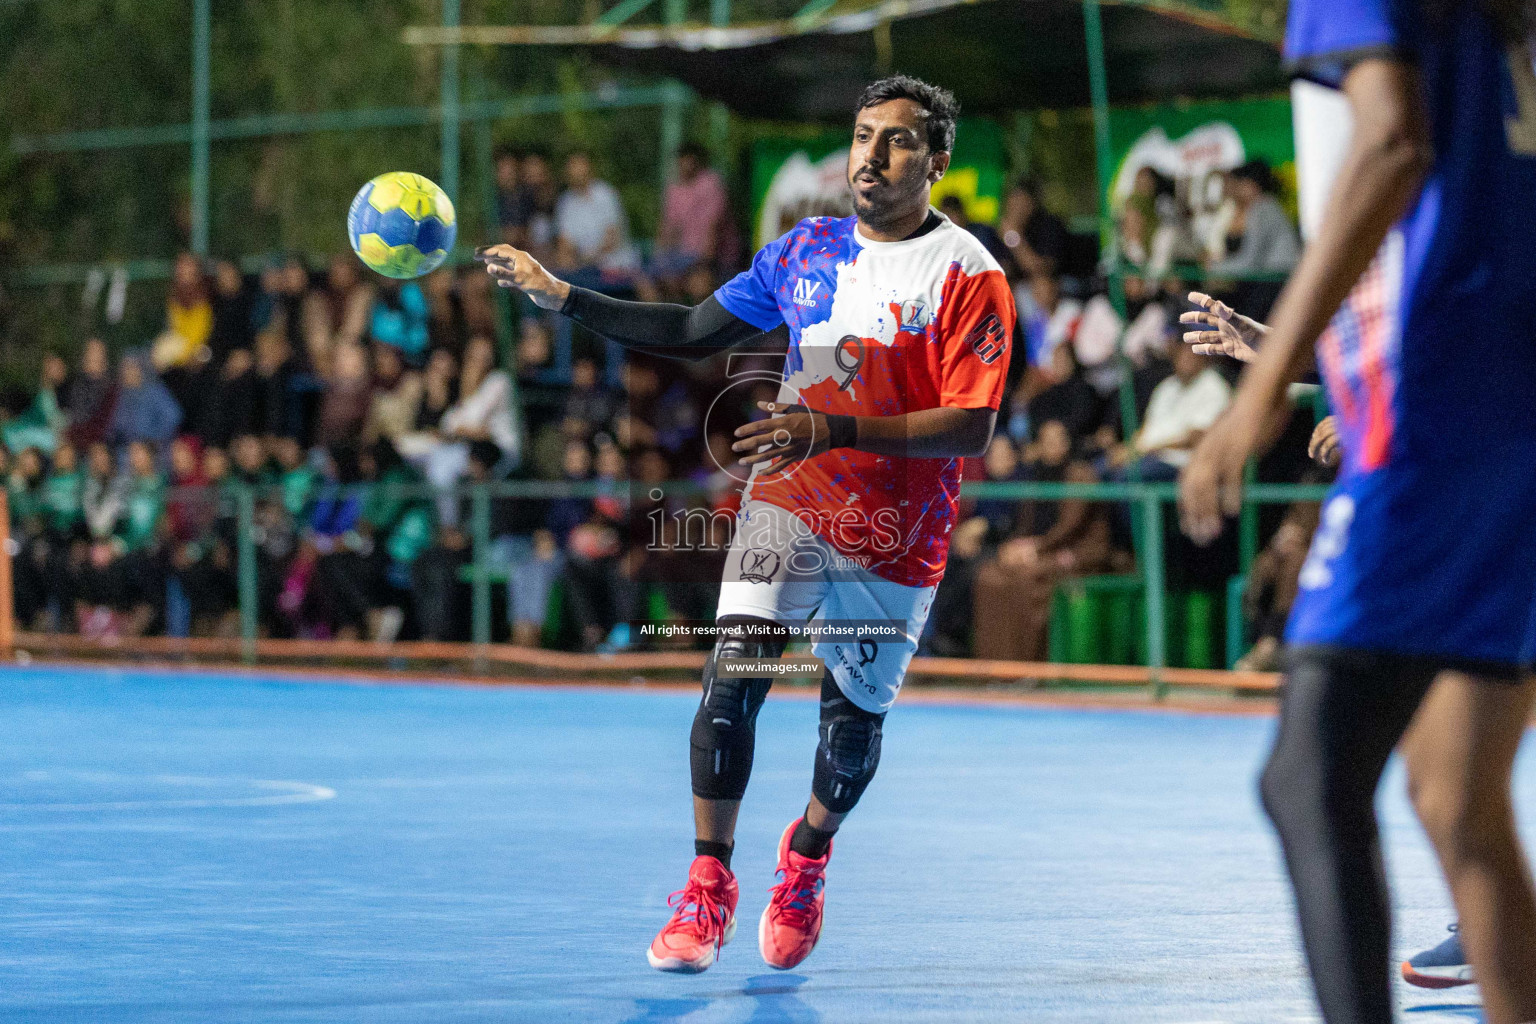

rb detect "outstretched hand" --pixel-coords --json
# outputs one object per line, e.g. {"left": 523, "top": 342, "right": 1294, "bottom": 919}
{"left": 731, "top": 402, "right": 833, "bottom": 477}
{"left": 1178, "top": 291, "right": 1268, "bottom": 363}
{"left": 474, "top": 244, "right": 571, "bottom": 310}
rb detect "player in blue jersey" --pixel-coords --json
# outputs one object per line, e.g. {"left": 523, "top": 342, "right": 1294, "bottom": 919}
{"left": 1179, "top": 3, "right": 1536, "bottom": 1023}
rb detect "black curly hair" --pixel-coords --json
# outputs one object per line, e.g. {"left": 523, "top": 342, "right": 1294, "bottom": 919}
{"left": 854, "top": 75, "right": 960, "bottom": 154}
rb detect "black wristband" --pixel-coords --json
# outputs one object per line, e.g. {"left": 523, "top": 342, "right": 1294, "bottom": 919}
{"left": 825, "top": 413, "right": 858, "bottom": 451}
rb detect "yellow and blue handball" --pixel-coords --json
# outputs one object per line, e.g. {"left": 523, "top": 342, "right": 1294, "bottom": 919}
{"left": 347, "top": 172, "right": 457, "bottom": 279}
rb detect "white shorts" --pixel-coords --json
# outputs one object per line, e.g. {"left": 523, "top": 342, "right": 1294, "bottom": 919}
{"left": 716, "top": 500, "right": 936, "bottom": 714}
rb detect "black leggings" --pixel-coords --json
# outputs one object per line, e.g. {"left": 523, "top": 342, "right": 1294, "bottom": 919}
{"left": 1259, "top": 647, "right": 1443, "bottom": 1024}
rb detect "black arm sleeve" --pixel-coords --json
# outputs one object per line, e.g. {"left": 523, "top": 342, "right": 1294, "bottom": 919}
{"left": 559, "top": 287, "right": 767, "bottom": 361}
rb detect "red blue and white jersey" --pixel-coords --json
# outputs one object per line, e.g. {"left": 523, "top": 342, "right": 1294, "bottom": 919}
{"left": 715, "top": 212, "right": 1014, "bottom": 588}
{"left": 1284, "top": 0, "right": 1536, "bottom": 665}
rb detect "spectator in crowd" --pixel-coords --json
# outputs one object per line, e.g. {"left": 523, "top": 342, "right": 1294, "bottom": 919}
{"left": 6, "top": 446, "right": 46, "bottom": 628}
{"left": 3, "top": 353, "right": 68, "bottom": 455}
{"left": 254, "top": 257, "right": 310, "bottom": 361}
{"left": 1205, "top": 160, "right": 1300, "bottom": 318}
{"left": 157, "top": 252, "right": 213, "bottom": 376}
{"left": 554, "top": 150, "right": 641, "bottom": 286}
{"left": 409, "top": 335, "right": 516, "bottom": 524}
{"left": 362, "top": 342, "right": 424, "bottom": 446}
{"left": 998, "top": 176, "right": 1069, "bottom": 280}
{"left": 1026, "top": 342, "right": 1102, "bottom": 450}
{"left": 314, "top": 341, "right": 373, "bottom": 448}
{"left": 200, "top": 347, "right": 260, "bottom": 449}
{"left": 1106, "top": 342, "right": 1230, "bottom": 482}
{"left": 253, "top": 326, "right": 299, "bottom": 441}
{"left": 304, "top": 254, "right": 374, "bottom": 370}
{"left": 972, "top": 419, "right": 1115, "bottom": 662}
{"left": 494, "top": 148, "right": 523, "bottom": 243}
{"left": 106, "top": 352, "right": 182, "bottom": 456}
{"left": 370, "top": 279, "right": 430, "bottom": 366}
{"left": 76, "top": 439, "right": 165, "bottom": 639}
{"left": 561, "top": 355, "right": 616, "bottom": 440}
{"left": 646, "top": 142, "right": 728, "bottom": 302}
{"left": 63, "top": 337, "right": 116, "bottom": 448}
{"left": 1015, "top": 272, "right": 1083, "bottom": 374}
{"left": 209, "top": 259, "right": 255, "bottom": 361}
{"left": 39, "top": 441, "right": 83, "bottom": 545}
{"left": 355, "top": 439, "right": 433, "bottom": 642}
{"left": 509, "top": 151, "right": 559, "bottom": 263}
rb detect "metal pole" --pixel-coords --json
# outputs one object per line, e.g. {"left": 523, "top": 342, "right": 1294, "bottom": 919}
{"left": 470, "top": 485, "right": 493, "bottom": 664}
{"left": 1082, "top": 0, "right": 1137, "bottom": 443}
{"left": 236, "top": 484, "right": 258, "bottom": 664}
{"left": 1139, "top": 491, "right": 1167, "bottom": 699}
{"left": 708, "top": 0, "right": 731, "bottom": 155}
{"left": 440, "top": 0, "right": 461, "bottom": 201}
{"left": 190, "top": 0, "right": 211, "bottom": 255}
{"left": 657, "top": 0, "right": 688, "bottom": 196}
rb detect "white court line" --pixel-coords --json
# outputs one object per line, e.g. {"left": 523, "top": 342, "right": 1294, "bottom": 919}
{"left": 0, "top": 772, "right": 336, "bottom": 811}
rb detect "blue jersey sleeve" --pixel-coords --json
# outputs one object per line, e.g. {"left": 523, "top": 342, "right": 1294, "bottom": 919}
{"left": 713, "top": 231, "right": 790, "bottom": 332}
{"left": 1285, "top": 0, "right": 1411, "bottom": 88}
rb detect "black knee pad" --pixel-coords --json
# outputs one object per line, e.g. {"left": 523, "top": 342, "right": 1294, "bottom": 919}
{"left": 812, "top": 671, "right": 885, "bottom": 814}
{"left": 690, "top": 617, "right": 787, "bottom": 801}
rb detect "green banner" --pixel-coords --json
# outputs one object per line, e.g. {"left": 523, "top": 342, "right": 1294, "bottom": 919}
{"left": 1105, "top": 95, "right": 1296, "bottom": 227}
{"left": 749, "top": 118, "right": 1007, "bottom": 249}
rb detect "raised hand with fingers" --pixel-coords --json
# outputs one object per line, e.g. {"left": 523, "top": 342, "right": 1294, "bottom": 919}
{"left": 1179, "top": 291, "right": 1269, "bottom": 363}
{"left": 473, "top": 244, "right": 571, "bottom": 310}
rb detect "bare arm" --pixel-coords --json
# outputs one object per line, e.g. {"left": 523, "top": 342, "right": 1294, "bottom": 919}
{"left": 732, "top": 402, "right": 996, "bottom": 476}
{"left": 1179, "top": 58, "right": 1433, "bottom": 542}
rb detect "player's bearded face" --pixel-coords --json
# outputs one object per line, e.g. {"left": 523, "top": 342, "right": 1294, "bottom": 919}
{"left": 848, "top": 100, "right": 939, "bottom": 231}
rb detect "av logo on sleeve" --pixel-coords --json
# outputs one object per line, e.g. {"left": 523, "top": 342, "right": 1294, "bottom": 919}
{"left": 792, "top": 278, "right": 823, "bottom": 308}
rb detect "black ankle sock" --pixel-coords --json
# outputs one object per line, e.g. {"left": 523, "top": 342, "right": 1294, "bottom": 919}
{"left": 789, "top": 815, "right": 836, "bottom": 860}
{"left": 695, "top": 839, "right": 733, "bottom": 870}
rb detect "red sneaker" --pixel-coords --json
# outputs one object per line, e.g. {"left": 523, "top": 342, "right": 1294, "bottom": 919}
{"left": 759, "top": 818, "right": 830, "bottom": 970}
{"left": 647, "top": 855, "right": 739, "bottom": 973}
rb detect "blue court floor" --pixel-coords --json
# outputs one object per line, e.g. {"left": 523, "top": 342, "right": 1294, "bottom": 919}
{"left": 0, "top": 666, "right": 1516, "bottom": 1023}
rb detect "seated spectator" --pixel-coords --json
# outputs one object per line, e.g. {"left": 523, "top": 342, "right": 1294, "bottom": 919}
{"left": 304, "top": 254, "right": 374, "bottom": 371}
{"left": 561, "top": 355, "right": 616, "bottom": 439}
{"left": 356, "top": 440, "right": 434, "bottom": 642}
{"left": 200, "top": 347, "right": 260, "bottom": 449}
{"left": 3, "top": 353, "right": 68, "bottom": 455}
{"left": 1027, "top": 342, "right": 1103, "bottom": 447}
{"left": 553, "top": 150, "right": 640, "bottom": 285}
{"left": 411, "top": 336, "right": 517, "bottom": 525}
{"left": 155, "top": 252, "right": 213, "bottom": 375}
{"left": 7, "top": 447, "right": 48, "bottom": 628}
{"left": 1205, "top": 160, "right": 1300, "bottom": 319}
{"left": 645, "top": 143, "right": 728, "bottom": 302}
{"left": 230, "top": 434, "right": 271, "bottom": 487}
{"left": 494, "top": 147, "right": 523, "bottom": 243}
{"left": 998, "top": 176, "right": 1069, "bottom": 280}
{"left": 362, "top": 342, "right": 424, "bottom": 446}
{"left": 971, "top": 435, "right": 1028, "bottom": 540}
{"left": 169, "top": 440, "right": 239, "bottom": 638}
{"left": 315, "top": 342, "right": 373, "bottom": 448}
{"left": 63, "top": 338, "right": 116, "bottom": 448}
{"left": 972, "top": 420, "right": 1116, "bottom": 662}
{"left": 209, "top": 259, "right": 255, "bottom": 362}
{"left": 1015, "top": 273, "right": 1083, "bottom": 375}
{"left": 370, "top": 279, "right": 430, "bottom": 366}
{"left": 279, "top": 445, "right": 366, "bottom": 640}
{"left": 106, "top": 352, "right": 182, "bottom": 458}
{"left": 512, "top": 150, "right": 559, "bottom": 263}
{"left": 271, "top": 436, "right": 317, "bottom": 520}
{"left": 396, "top": 348, "right": 459, "bottom": 456}
{"left": 1104, "top": 343, "right": 1231, "bottom": 482}
{"left": 77, "top": 440, "right": 166, "bottom": 639}
{"left": 39, "top": 441, "right": 84, "bottom": 544}
{"left": 253, "top": 327, "right": 299, "bottom": 441}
